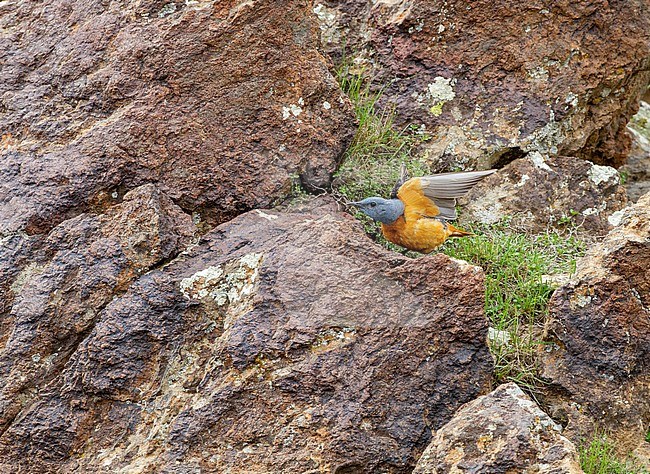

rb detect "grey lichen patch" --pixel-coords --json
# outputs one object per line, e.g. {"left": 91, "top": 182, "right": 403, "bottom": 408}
{"left": 179, "top": 253, "right": 264, "bottom": 308}
{"left": 529, "top": 410, "right": 563, "bottom": 436}
{"left": 408, "top": 18, "right": 425, "bottom": 34}
{"left": 608, "top": 210, "right": 625, "bottom": 227}
{"left": 311, "top": 327, "right": 356, "bottom": 352}
{"left": 282, "top": 97, "right": 304, "bottom": 121}
{"left": 569, "top": 288, "right": 595, "bottom": 309}
{"left": 527, "top": 66, "right": 549, "bottom": 82}
{"left": 529, "top": 151, "right": 552, "bottom": 171}
{"left": 588, "top": 163, "right": 619, "bottom": 186}
{"left": 412, "top": 77, "right": 457, "bottom": 116}
{"left": 313, "top": 2, "right": 340, "bottom": 45}
{"left": 463, "top": 184, "right": 511, "bottom": 225}
{"left": 313, "top": 3, "right": 337, "bottom": 26}
{"left": 522, "top": 110, "right": 572, "bottom": 156}
{"left": 564, "top": 92, "right": 579, "bottom": 109}
{"left": 158, "top": 2, "right": 177, "bottom": 18}
{"left": 10, "top": 262, "right": 45, "bottom": 295}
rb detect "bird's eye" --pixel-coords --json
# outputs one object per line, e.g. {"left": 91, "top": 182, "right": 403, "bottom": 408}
{"left": 370, "top": 202, "right": 377, "bottom": 208}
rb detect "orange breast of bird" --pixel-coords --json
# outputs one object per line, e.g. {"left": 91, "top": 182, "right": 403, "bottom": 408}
{"left": 380, "top": 177, "right": 470, "bottom": 253}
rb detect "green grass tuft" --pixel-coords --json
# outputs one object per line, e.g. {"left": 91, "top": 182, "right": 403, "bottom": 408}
{"left": 579, "top": 434, "right": 649, "bottom": 474}
{"left": 441, "top": 222, "right": 585, "bottom": 389}
{"left": 332, "top": 58, "right": 429, "bottom": 206}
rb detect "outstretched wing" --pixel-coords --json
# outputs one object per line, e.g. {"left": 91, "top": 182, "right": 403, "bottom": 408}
{"left": 398, "top": 170, "right": 496, "bottom": 221}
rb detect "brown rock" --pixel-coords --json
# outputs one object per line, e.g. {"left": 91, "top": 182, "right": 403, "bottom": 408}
{"left": 539, "top": 192, "right": 650, "bottom": 452}
{"left": 317, "top": 0, "right": 650, "bottom": 169}
{"left": 0, "top": 197, "right": 493, "bottom": 473}
{"left": 413, "top": 383, "right": 584, "bottom": 474}
{"left": 0, "top": 184, "right": 196, "bottom": 437}
{"left": 460, "top": 153, "right": 627, "bottom": 233}
{"left": 0, "top": 0, "right": 355, "bottom": 235}
{"left": 314, "top": 1, "right": 375, "bottom": 63}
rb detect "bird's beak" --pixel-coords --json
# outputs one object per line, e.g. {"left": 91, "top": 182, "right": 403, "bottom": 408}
{"left": 350, "top": 201, "right": 363, "bottom": 208}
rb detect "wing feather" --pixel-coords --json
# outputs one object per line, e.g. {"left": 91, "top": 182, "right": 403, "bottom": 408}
{"left": 418, "top": 170, "right": 497, "bottom": 199}
{"left": 400, "top": 170, "right": 496, "bottom": 220}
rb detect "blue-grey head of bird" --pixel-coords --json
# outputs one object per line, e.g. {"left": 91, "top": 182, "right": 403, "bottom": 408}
{"left": 351, "top": 197, "right": 404, "bottom": 224}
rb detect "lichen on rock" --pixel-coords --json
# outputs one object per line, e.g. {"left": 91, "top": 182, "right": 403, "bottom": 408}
{"left": 316, "top": 0, "right": 650, "bottom": 169}
{"left": 180, "top": 253, "right": 263, "bottom": 308}
{"left": 460, "top": 154, "right": 627, "bottom": 233}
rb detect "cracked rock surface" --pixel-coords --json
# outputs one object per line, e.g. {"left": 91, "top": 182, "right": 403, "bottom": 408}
{"left": 0, "top": 183, "right": 197, "bottom": 461}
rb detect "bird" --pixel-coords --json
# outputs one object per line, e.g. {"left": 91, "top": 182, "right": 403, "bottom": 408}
{"left": 351, "top": 167, "right": 496, "bottom": 253}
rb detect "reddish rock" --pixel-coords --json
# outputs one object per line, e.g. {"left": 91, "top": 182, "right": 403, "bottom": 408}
{"left": 0, "top": 198, "right": 493, "bottom": 473}
{"left": 0, "top": 0, "right": 355, "bottom": 235}
{"left": 539, "top": 193, "right": 650, "bottom": 453}
{"left": 0, "top": 184, "right": 195, "bottom": 438}
{"left": 413, "top": 383, "right": 584, "bottom": 474}
{"left": 460, "top": 153, "right": 627, "bottom": 233}
{"left": 317, "top": 0, "right": 650, "bottom": 170}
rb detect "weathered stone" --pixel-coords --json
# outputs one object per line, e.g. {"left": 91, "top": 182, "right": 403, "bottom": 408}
{"left": 317, "top": 0, "right": 650, "bottom": 170}
{"left": 539, "top": 192, "right": 650, "bottom": 453}
{"left": 460, "top": 154, "right": 627, "bottom": 233}
{"left": 0, "top": 197, "right": 493, "bottom": 473}
{"left": 0, "top": 0, "right": 355, "bottom": 235}
{"left": 314, "top": 1, "right": 374, "bottom": 63}
{"left": 413, "top": 383, "right": 584, "bottom": 474}
{"left": 0, "top": 184, "right": 196, "bottom": 438}
{"left": 622, "top": 101, "right": 650, "bottom": 202}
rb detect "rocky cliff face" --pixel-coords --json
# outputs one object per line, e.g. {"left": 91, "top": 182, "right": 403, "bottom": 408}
{"left": 0, "top": 197, "right": 493, "bottom": 473}
{"left": 1, "top": 0, "right": 649, "bottom": 473}
{"left": 540, "top": 193, "right": 650, "bottom": 456}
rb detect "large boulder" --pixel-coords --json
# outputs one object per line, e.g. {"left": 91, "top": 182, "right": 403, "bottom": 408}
{"left": 413, "top": 383, "right": 584, "bottom": 474}
{"left": 0, "top": 198, "right": 493, "bottom": 473}
{"left": 459, "top": 153, "right": 627, "bottom": 233}
{"left": 316, "top": 0, "right": 650, "bottom": 170}
{"left": 539, "top": 192, "right": 650, "bottom": 454}
{"left": 0, "top": 0, "right": 355, "bottom": 235}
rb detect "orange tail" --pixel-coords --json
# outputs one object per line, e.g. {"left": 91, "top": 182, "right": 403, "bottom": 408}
{"left": 447, "top": 223, "right": 474, "bottom": 238}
